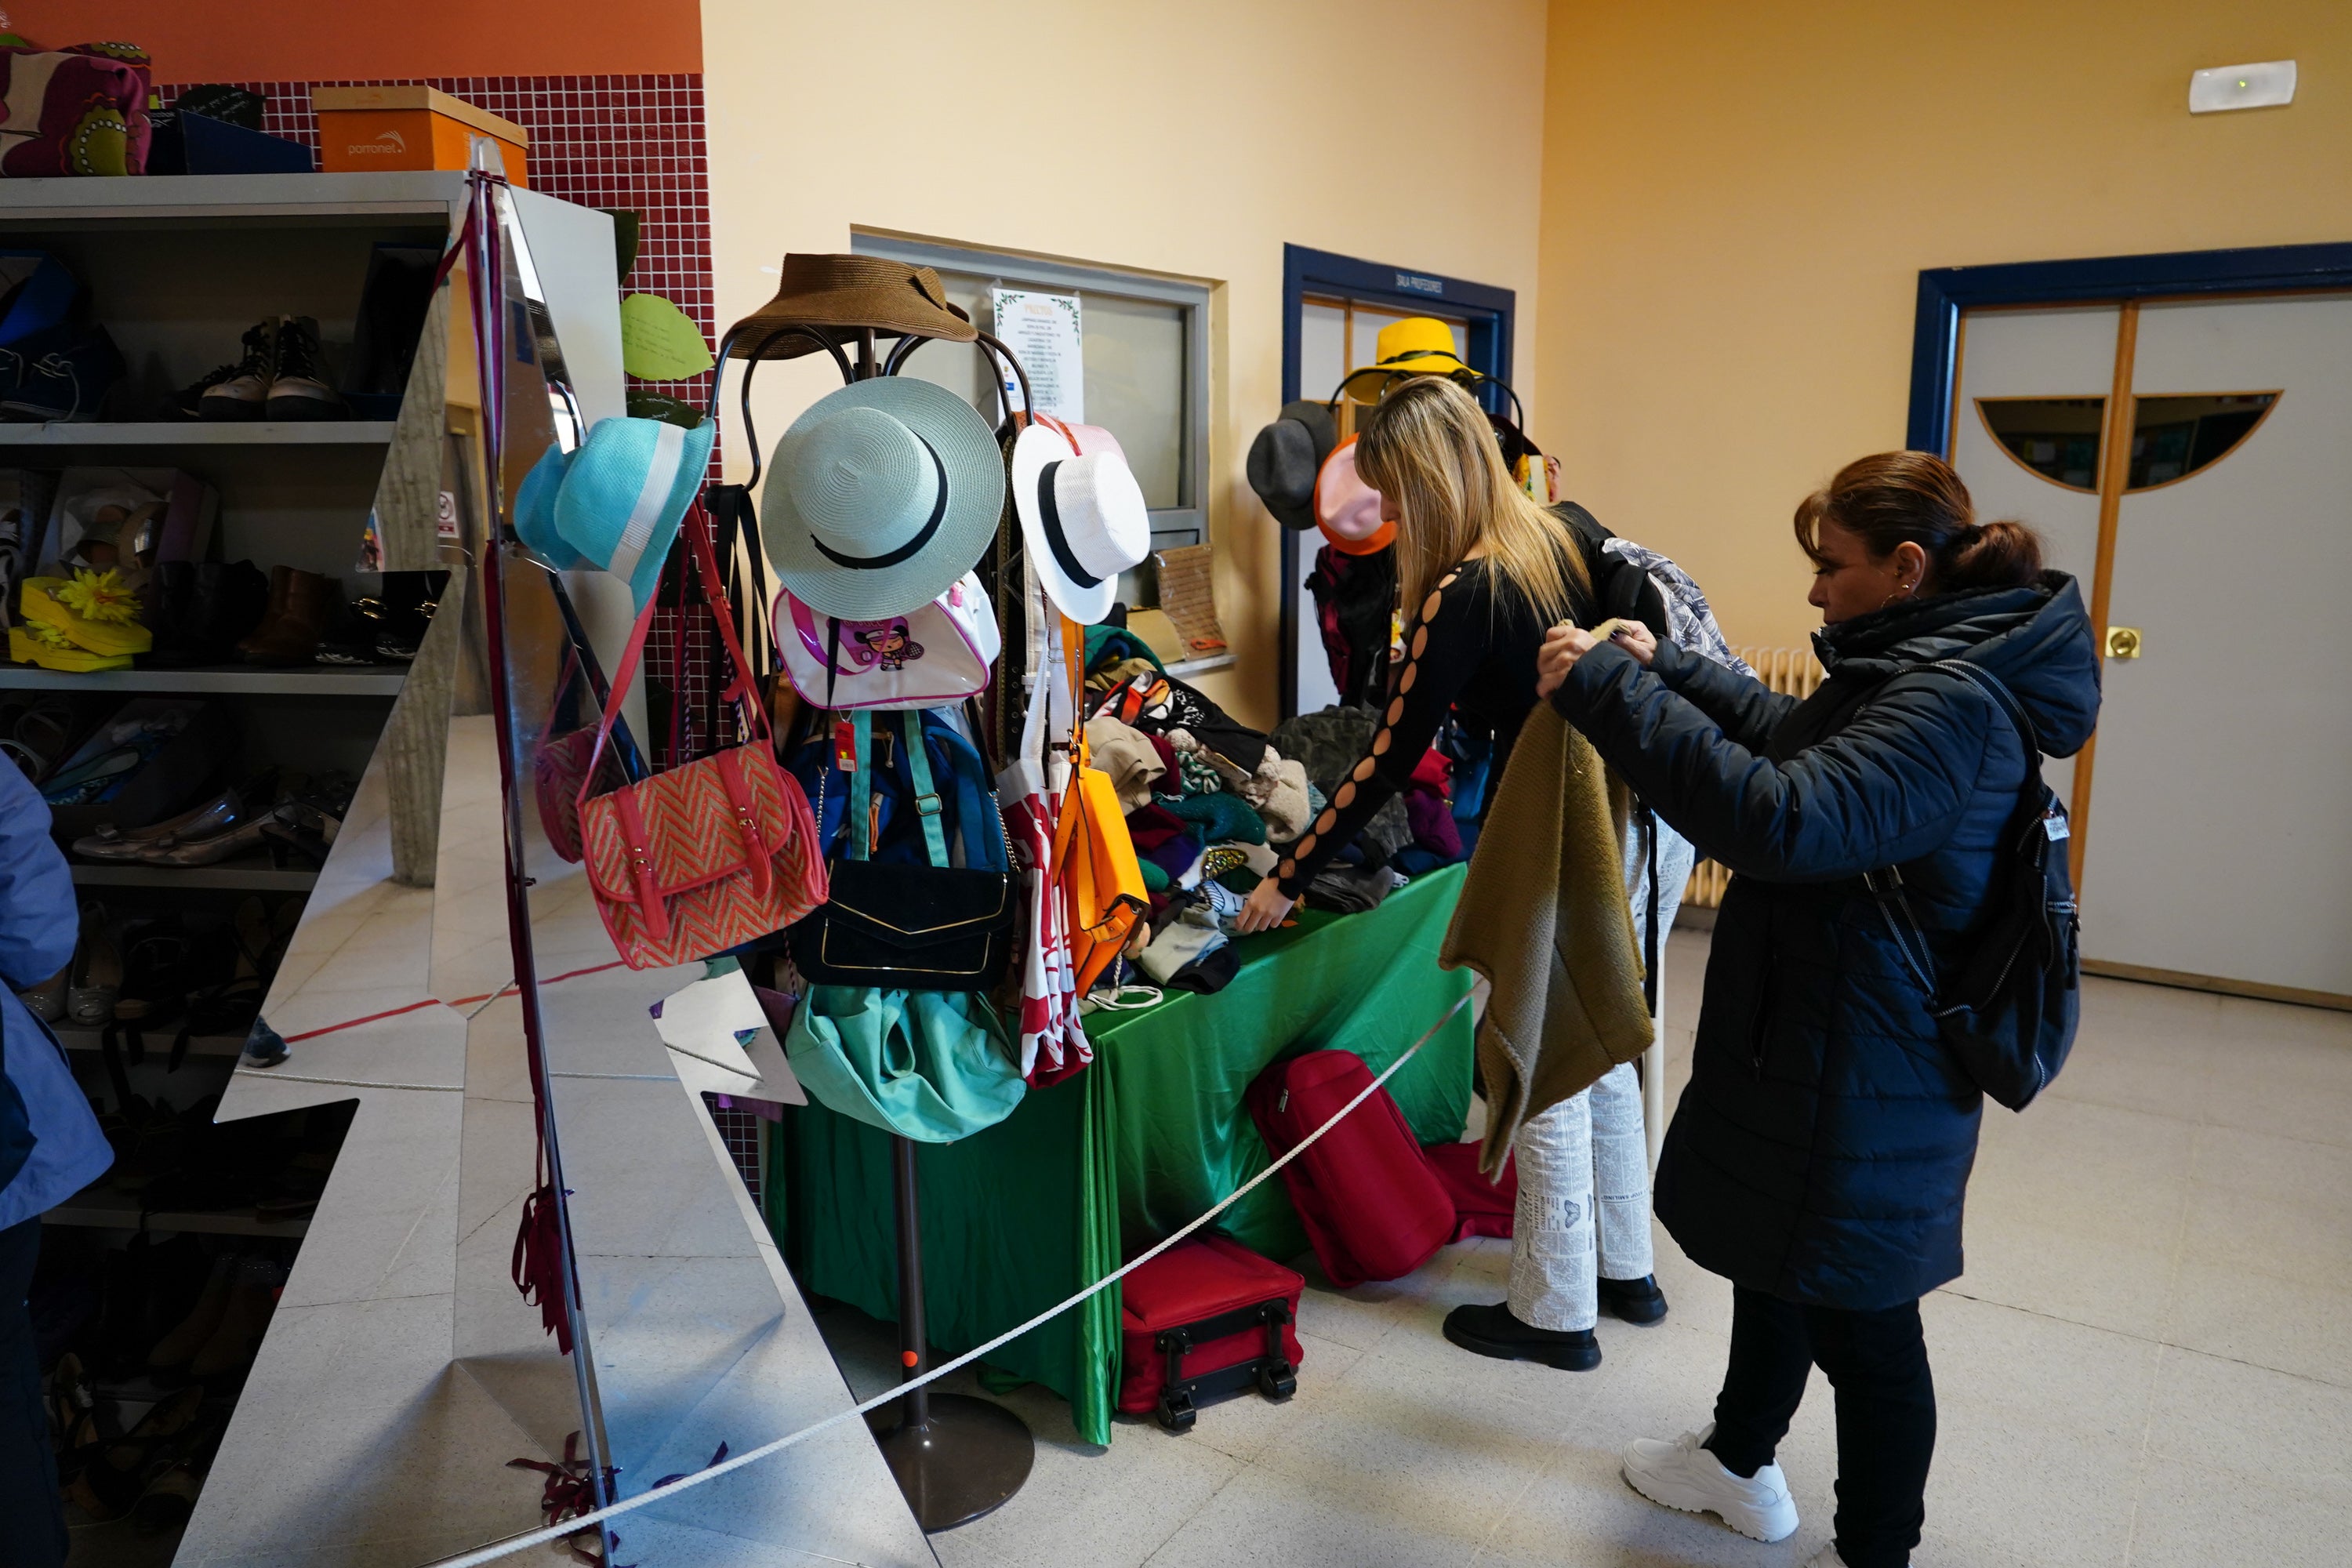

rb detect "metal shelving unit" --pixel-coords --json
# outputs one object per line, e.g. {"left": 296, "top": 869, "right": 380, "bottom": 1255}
{"left": 0, "top": 421, "right": 395, "bottom": 446}
{"left": 1, "top": 664, "right": 408, "bottom": 695}
{"left": 70, "top": 855, "right": 318, "bottom": 892}
{"left": 50, "top": 1025, "right": 249, "bottom": 1058}
{"left": 43, "top": 1178, "right": 312, "bottom": 1239}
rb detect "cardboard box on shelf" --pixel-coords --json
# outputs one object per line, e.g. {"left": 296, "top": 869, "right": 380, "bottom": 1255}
{"left": 313, "top": 86, "right": 529, "bottom": 185}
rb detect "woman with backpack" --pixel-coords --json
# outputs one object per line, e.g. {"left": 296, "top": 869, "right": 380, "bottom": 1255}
{"left": 1534, "top": 452, "right": 2099, "bottom": 1568}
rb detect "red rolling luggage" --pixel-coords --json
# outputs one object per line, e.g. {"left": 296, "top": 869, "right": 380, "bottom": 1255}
{"left": 1245, "top": 1049, "right": 1457, "bottom": 1288}
{"left": 1424, "top": 1140, "right": 1519, "bottom": 1241}
{"left": 1119, "top": 1236, "right": 1302, "bottom": 1432}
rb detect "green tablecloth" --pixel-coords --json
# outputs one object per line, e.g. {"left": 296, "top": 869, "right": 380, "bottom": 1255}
{"left": 764, "top": 862, "right": 1473, "bottom": 1443}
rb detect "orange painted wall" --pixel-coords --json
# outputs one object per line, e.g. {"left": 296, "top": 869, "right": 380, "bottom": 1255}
{"left": 6, "top": 2, "right": 701, "bottom": 78}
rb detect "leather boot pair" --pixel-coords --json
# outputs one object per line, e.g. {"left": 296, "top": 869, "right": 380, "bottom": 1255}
{"left": 148, "top": 560, "right": 270, "bottom": 667}
{"left": 236, "top": 564, "right": 335, "bottom": 666}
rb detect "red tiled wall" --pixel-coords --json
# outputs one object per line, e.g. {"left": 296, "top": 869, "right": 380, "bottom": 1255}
{"left": 152, "top": 74, "right": 714, "bottom": 420}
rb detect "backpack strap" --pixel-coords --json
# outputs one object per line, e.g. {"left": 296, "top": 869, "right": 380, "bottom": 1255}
{"left": 899, "top": 710, "right": 951, "bottom": 870}
{"left": 1864, "top": 659, "right": 2050, "bottom": 1001}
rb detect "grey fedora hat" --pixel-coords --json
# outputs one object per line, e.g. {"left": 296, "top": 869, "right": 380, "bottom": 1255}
{"left": 762, "top": 376, "right": 1006, "bottom": 621}
{"left": 1246, "top": 398, "right": 1338, "bottom": 531}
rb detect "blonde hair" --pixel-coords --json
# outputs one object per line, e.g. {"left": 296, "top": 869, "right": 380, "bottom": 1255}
{"left": 1353, "top": 376, "right": 1587, "bottom": 628}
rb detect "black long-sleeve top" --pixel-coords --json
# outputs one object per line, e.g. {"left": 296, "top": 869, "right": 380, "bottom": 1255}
{"left": 1273, "top": 503, "right": 1670, "bottom": 899}
{"left": 1275, "top": 558, "right": 1560, "bottom": 896}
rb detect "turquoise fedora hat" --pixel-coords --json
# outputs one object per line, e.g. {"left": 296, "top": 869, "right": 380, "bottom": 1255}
{"left": 513, "top": 441, "right": 586, "bottom": 570}
{"left": 552, "top": 415, "right": 717, "bottom": 608}
{"left": 763, "top": 376, "right": 1004, "bottom": 622}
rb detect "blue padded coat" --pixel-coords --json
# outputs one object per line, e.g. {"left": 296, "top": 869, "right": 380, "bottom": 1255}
{"left": 1551, "top": 572, "right": 2100, "bottom": 1309}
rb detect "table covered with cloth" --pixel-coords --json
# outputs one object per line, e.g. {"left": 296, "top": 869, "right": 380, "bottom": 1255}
{"left": 762, "top": 862, "right": 1474, "bottom": 1443}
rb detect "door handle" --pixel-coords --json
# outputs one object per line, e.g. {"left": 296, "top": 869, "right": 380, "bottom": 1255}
{"left": 2104, "top": 626, "right": 2143, "bottom": 659}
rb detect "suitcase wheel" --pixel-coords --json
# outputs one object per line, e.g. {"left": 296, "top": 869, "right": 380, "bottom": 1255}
{"left": 1258, "top": 1360, "right": 1297, "bottom": 1402}
{"left": 1156, "top": 1391, "right": 1197, "bottom": 1433}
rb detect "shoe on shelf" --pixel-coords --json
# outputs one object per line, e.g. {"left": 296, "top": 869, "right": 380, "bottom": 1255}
{"left": 169, "top": 361, "right": 242, "bottom": 421}
{"left": 1598, "top": 1274, "right": 1669, "bottom": 1325}
{"left": 241, "top": 568, "right": 334, "bottom": 665}
{"left": 362, "top": 569, "right": 446, "bottom": 662}
{"left": 151, "top": 559, "right": 270, "bottom": 666}
{"left": 1442, "top": 1301, "right": 1602, "bottom": 1370}
{"left": 188, "top": 1254, "right": 286, "bottom": 1377}
{"left": 22, "top": 570, "right": 151, "bottom": 658}
{"left": 18, "top": 963, "right": 67, "bottom": 1022}
{"left": 9, "top": 620, "right": 132, "bottom": 672}
{"left": 67, "top": 902, "right": 123, "bottom": 1026}
{"left": 234, "top": 564, "right": 294, "bottom": 656}
{"left": 265, "top": 315, "right": 347, "bottom": 421}
{"left": 147, "top": 1253, "right": 234, "bottom": 1370}
{"left": 314, "top": 593, "right": 382, "bottom": 666}
{"left": 0, "top": 321, "right": 125, "bottom": 422}
{"left": 74, "top": 786, "right": 247, "bottom": 862}
{"left": 198, "top": 320, "right": 274, "bottom": 422}
{"left": 1621, "top": 1422, "right": 1800, "bottom": 1544}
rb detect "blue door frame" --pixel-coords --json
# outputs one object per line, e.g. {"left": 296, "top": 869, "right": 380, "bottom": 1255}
{"left": 1906, "top": 241, "right": 2352, "bottom": 455}
{"left": 1277, "top": 244, "right": 1516, "bottom": 717}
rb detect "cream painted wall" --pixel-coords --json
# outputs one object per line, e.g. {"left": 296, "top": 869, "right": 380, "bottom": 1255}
{"left": 1537, "top": 0, "right": 2352, "bottom": 651}
{"left": 700, "top": 0, "right": 1549, "bottom": 728}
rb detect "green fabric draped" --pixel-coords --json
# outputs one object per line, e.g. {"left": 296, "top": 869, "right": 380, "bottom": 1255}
{"left": 766, "top": 862, "right": 1472, "bottom": 1443}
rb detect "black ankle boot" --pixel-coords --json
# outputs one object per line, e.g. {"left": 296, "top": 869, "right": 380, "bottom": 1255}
{"left": 1598, "top": 1274, "right": 1669, "bottom": 1325}
{"left": 1442, "top": 1302, "right": 1601, "bottom": 1370}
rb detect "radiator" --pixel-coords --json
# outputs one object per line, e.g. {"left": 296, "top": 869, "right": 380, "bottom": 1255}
{"left": 1679, "top": 644, "right": 1824, "bottom": 910}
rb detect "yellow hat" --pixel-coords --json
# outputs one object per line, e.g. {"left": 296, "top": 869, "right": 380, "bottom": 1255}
{"left": 1341, "top": 317, "right": 1473, "bottom": 402}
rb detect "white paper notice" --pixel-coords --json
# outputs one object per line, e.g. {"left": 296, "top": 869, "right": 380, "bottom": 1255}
{"left": 991, "top": 288, "right": 1083, "bottom": 423}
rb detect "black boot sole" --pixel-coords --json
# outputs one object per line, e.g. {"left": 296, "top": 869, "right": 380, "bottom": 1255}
{"left": 1442, "top": 1314, "right": 1602, "bottom": 1370}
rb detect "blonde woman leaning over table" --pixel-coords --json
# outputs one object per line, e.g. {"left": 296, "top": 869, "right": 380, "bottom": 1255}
{"left": 1236, "top": 376, "right": 1697, "bottom": 1371}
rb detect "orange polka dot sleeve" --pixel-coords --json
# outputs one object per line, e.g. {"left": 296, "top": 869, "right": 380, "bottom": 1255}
{"left": 1274, "top": 567, "right": 1482, "bottom": 898}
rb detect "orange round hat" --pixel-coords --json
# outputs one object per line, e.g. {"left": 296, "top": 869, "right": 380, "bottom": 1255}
{"left": 1313, "top": 436, "right": 1395, "bottom": 555}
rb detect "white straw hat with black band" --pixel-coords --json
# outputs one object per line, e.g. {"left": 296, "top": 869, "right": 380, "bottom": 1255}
{"left": 1010, "top": 420, "right": 1151, "bottom": 626}
{"left": 763, "top": 377, "right": 1005, "bottom": 621}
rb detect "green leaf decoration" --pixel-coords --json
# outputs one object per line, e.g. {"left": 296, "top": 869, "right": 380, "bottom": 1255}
{"left": 620, "top": 292, "right": 714, "bottom": 381}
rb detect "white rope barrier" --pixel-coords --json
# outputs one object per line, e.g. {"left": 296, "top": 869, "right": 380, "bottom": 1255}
{"left": 423, "top": 987, "right": 1475, "bottom": 1567}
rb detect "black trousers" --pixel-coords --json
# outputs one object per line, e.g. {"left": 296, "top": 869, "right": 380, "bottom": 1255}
{"left": 2, "top": 1218, "right": 66, "bottom": 1568}
{"left": 1705, "top": 1285, "right": 1935, "bottom": 1568}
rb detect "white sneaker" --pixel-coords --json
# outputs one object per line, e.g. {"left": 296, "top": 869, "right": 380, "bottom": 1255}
{"left": 1620, "top": 1421, "right": 1799, "bottom": 1543}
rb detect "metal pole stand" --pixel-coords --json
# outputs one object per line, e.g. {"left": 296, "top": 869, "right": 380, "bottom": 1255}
{"left": 866, "top": 1134, "right": 1034, "bottom": 1530}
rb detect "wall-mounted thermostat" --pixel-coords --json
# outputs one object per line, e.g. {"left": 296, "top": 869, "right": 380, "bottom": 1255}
{"left": 2190, "top": 60, "right": 2296, "bottom": 113}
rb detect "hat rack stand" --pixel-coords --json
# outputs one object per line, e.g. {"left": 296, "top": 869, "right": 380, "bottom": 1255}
{"left": 704, "top": 310, "right": 1040, "bottom": 1531}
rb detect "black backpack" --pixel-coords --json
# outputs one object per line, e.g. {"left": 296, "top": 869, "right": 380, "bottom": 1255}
{"left": 1865, "top": 659, "right": 2082, "bottom": 1111}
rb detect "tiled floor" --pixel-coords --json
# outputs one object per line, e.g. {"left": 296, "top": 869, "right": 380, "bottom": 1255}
{"left": 816, "top": 928, "right": 2352, "bottom": 1567}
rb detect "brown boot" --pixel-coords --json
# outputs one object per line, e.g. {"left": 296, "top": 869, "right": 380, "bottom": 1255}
{"left": 234, "top": 564, "right": 293, "bottom": 656}
{"left": 241, "top": 569, "right": 334, "bottom": 666}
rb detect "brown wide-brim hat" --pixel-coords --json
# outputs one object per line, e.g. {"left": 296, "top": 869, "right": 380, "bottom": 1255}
{"left": 724, "top": 254, "right": 979, "bottom": 361}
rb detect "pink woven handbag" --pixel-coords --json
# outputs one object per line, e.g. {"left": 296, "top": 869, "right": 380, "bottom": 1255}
{"left": 578, "top": 502, "right": 826, "bottom": 968}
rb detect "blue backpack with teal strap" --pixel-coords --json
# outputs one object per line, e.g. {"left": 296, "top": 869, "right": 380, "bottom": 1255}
{"left": 786, "top": 708, "right": 1014, "bottom": 989}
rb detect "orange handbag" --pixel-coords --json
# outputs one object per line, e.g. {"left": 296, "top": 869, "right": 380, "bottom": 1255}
{"left": 1051, "top": 614, "right": 1149, "bottom": 994}
{"left": 577, "top": 502, "right": 827, "bottom": 969}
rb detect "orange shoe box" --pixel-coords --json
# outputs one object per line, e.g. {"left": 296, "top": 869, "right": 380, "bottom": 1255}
{"left": 313, "top": 85, "right": 529, "bottom": 185}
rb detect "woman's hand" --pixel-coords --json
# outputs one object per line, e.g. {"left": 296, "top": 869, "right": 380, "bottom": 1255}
{"left": 1537, "top": 621, "right": 1658, "bottom": 700}
{"left": 1234, "top": 877, "right": 1298, "bottom": 935}
{"left": 1607, "top": 620, "right": 1658, "bottom": 666}
{"left": 1536, "top": 624, "right": 1599, "bottom": 700}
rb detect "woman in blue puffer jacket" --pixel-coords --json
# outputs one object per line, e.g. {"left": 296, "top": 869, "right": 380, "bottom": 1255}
{"left": 1534, "top": 452, "right": 2100, "bottom": 1568}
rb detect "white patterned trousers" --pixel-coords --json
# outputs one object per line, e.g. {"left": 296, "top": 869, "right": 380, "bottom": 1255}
{"left": 1505, "top": 813, "right": 1694, "bottom": 1331}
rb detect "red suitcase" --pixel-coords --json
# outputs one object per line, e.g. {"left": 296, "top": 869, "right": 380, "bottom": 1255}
{"left": 1245, "top": 1049, "right": 1457, "bottom": 1288}
{"left": 1424, "top": 1140, "right": 1519, "bottom": 1241}
{"left": 1119, "top": 1236, "right": 1303, "bottom": 1432}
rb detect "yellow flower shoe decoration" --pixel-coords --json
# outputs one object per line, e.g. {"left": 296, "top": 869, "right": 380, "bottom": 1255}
{"left": 9, "top": 620, "right": 133, "bottom": 673}
{"left": 22, "top": 571, "right": 151, "bottom": 657}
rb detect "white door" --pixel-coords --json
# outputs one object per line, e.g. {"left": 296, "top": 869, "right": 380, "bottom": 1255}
{"left": 2078, "top": 294, "right": 2352, "bottom": 999}
{"left": 1948, "top": 303, "right": 2120, "bottom": 815}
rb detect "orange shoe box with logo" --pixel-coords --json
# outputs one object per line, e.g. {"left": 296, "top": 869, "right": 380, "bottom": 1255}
{"left": 313, "top": 86, "right": 529, "bottom": 185}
